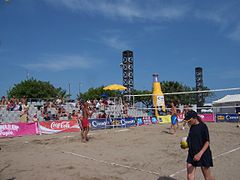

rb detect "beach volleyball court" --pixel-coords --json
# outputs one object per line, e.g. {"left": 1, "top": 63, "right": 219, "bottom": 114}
{"left": 0, "top": 122, "right": 240, "bottom": 180}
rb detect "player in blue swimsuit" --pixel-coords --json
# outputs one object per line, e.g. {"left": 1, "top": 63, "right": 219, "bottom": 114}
{"left": 169, "top": 102, "right": 178, "bottom": 134}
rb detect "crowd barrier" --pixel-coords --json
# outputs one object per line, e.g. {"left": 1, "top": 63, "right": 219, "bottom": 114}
{"left": 0, "top": 117, "right": 158, "bottom": 138}
{"left": 0, "top": 113, "right": 238, "bottom": 138}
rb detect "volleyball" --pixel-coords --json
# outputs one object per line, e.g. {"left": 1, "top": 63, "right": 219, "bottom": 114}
{"left": 180, "top": 137, "right": 188, "bottom": 149}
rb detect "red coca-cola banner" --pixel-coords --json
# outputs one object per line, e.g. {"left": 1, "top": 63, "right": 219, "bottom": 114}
{"left": 38, "top": 120, "right": 80, "bottom": 134}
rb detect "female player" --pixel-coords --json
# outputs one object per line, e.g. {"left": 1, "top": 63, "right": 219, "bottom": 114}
{"left": 169, "top": 102, "right": 178, "bottom": 134}
{"left": 184, "top": 110, "right": 215, "bottom": 180}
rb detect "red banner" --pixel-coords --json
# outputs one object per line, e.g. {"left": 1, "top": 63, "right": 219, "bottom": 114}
{"left": 39, "top": 120, "right": 80, "bottom": 134}
{"left": 0, "top": 122, "right": 39, "bottom": 138}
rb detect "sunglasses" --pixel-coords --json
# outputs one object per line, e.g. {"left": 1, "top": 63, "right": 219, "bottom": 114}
{"left": 184, "top": 118, "right": 193, "bottom": 123}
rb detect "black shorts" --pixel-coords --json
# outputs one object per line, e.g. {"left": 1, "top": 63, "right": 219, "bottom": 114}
{"left": 187, "top": 150, "right": 213, "bottom": 167}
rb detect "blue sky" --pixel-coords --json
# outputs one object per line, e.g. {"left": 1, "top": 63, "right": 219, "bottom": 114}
{"left": 1, "top": 0, "right": 240, "bottom": 100}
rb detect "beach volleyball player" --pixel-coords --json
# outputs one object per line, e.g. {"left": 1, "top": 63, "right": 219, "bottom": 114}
{"left": 169, "top": 102, "right": 178, "bottom": 134}
{"left": 81, "top": 102, "right": 92, "bottom": 143}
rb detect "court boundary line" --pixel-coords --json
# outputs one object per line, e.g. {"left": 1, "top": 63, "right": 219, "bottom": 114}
{"left": 59, "top": 128, "right": 130, "bottom": 139}
{"left": 61, "top": 150, "right": 161, "bottom": 176}
{"left": 49, "top": 128, "right": 240, "bottom": 178}
{"left": 169, "top": 146, "right": 240, "bottom": 178}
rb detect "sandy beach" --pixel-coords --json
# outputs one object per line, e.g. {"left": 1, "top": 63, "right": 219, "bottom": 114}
{"left": 0, "top": 122, "right": 240, "bottom": 180}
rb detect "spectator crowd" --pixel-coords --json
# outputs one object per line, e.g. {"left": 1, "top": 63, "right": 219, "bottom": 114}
{"left": 0, "top": 96, "right": 130, "bottom": 123}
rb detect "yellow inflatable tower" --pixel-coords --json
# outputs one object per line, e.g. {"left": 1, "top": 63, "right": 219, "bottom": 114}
{"left": 152, "top": 73, "right": 166, "bottom": 117}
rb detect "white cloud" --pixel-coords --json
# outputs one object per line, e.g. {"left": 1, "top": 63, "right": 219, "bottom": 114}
{"left": 195, "top": 10, "right": 226, "bottom": 25}
{"left": 228, "top": 25, "right": 240, "bottom": 42}
{"left": 101, "top": 36, "right": 130, "bottom": 50}
{"left": 193, "top": 2, "right": 240, "bottom": 42}
{"left": 194, "top": 3, "right": 232, "bottom": 24}
{"left": 44, "top": 0, "right": 240, "bottom": 43}
{"left": 84, "top": 29, "right": 131, "bottom": 50}
{"left": 22, "top": 54, "right": 96, "bottom": 71}
{"left": 219, "top": 69, "right": 240, "bottom": 80}
{"left": 149, "top": 5, "right": 189, "bottom": 20}
{"left": 43, "top": 0, "right": 190, "bottom": 21}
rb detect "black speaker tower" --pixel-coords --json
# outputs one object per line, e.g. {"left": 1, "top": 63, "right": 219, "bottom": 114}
{"left": 195, "top": 67, "right": 203, "bottom": 112}
{"left": 122, "top": 50, "right": 134, "bottom": 95}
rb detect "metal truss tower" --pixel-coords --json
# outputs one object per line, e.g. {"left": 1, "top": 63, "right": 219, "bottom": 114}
{"left": 121, "top": 50, "right": 134, "bottom": 95}
{"left": 195, "top": 67, "right": 204, "bottom": 111}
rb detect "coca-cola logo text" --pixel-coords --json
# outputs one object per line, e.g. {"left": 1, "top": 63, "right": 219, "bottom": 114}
{"left": 50, "top": 121, "right": 70, "bottom": 129}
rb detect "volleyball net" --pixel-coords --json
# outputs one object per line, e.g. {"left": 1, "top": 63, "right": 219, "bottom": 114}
{"left": 123, "top": 87, "right": 240, "bottom": 121}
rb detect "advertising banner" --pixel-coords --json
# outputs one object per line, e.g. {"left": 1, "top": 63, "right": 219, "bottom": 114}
{"left": 89, "top": 118, "right": 109, "bottom": 130}
{"left": 0, "top": 122, "right": 39, "bottom": 138}
{"left": 136, "top": 117, "right": 144, "bottom": 126}
{"left": 151, "top": 117, "right": 158, "bottom": 124}
{"left": 142, "top": 116, "right": 152, "bottom": 125}
{"left": 157, "top": 95, "right": 165, "bottom": 107}
{"left": 136, "top": 117, "right": 159, "bottom": 125}
{"left": 39, "top": 120, "right": 80, "bottom": 134}
{"left": 113, "top": 118, "right": 136, "bottom": 128}
{"left": 199, "top": 113, "right": 214, "bottom": 122}
{"left": 216, "top": 114, "right": 239, "bottom": 122}
{"left": 158, "top": 115, "right": 171, "bottom": 124}
{"left": 123, "top": 117, "right": 136, "bottom": 127}
{"left": 90, "top": 118, "right": 136, "bottom": 129}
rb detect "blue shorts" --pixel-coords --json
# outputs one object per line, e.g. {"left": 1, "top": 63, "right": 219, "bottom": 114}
{"left": 171, "top": 115, "right": 178, "bottom": 125}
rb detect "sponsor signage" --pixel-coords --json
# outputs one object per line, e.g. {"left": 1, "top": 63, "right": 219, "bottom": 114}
{"left": 216, "top": 114, "right": 239, "bottom": 122}
{"left": 157, "top": 95, "right": 165, "bottom": 107}
{"left": 0, "top": 122, "right": 39, "bottom": 137}
{"left": 89, "top": 118, "right": 136, "bottom": 129}
{"left": 199, "top": 113, "right": 214, "bottom": 122}
{"left": 136, "top": 117, "right": 159, "bottom": 125}
{"left": 151, "top": 117, "right": 158, "bottom": 124}
{"left": 39, "top": 120, "right": 80, "bottom": 134}
{"left": 137, "top": 117, "right": 144, "bottom": 126}
{"left": 124, "top": 118, "right": 136, "bottom": 127}
{"left": 142, "top": 116, "right": 152, "bottom": 125}
{"left": 89, "top": 119, "right": 108, "bottom": 129}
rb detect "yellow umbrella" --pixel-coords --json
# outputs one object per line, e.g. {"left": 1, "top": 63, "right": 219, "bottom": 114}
{"left": 103, "top": 84, "right": 127, "bottom": 91}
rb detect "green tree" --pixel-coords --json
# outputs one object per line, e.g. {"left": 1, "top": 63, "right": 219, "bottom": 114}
{"left": 128, "top": 81, "right": 212, "bottom": 107}
{"left": 125, "top": 82, "right": 196, "bottom": 108}
{"left": 78, "top": 86, "right": 121, "bottom": 101}
{"left": 131, "top": 89, "right": 152, "bottom": 108}
{"left": 7, "top": 78, "right": 67, "bottom": 100}
{"left": 161, "top": 81, "right": 193, "bottom": 106}
{"left": 161, "top": 81, "right": 212, "bottom": 106}
{"left": 78, "top": 81, "right": 213, "bottom": 106}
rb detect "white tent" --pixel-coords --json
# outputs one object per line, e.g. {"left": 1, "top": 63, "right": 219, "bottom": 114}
{"left": 213, "top": 94, "right": 240, "bottom": 104}
{"left": 212, "top": 94, "right": 240, "bottom": 114}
